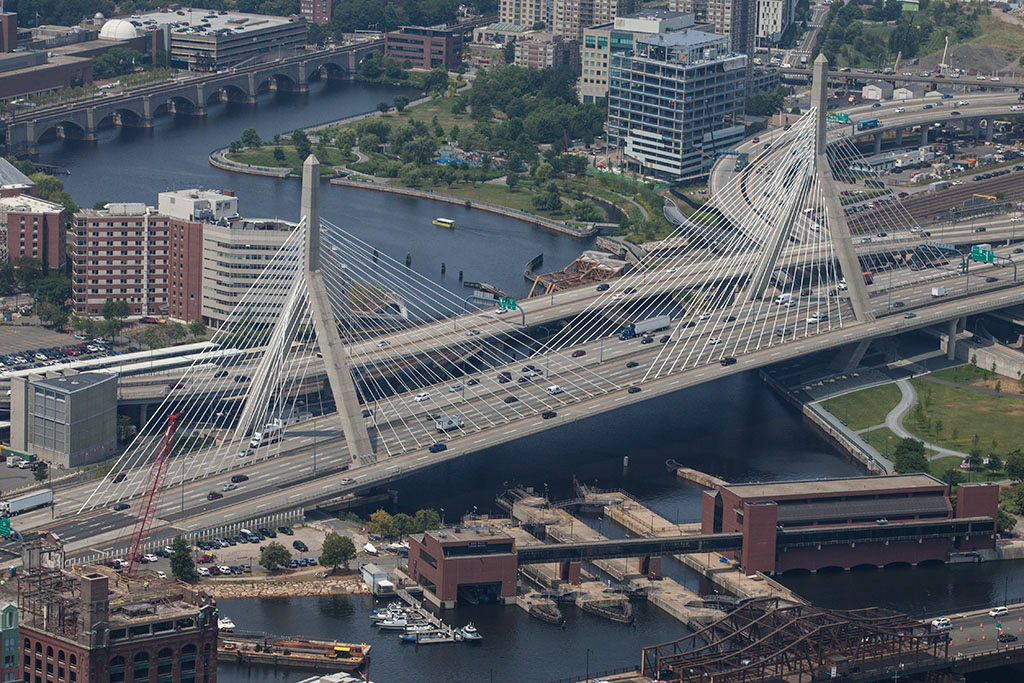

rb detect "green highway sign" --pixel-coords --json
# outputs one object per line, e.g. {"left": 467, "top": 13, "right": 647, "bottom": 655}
{"left": 971, "top": 246, "right": 994, "bottom": 263}
{"left": 0, "top": 519, "right": 11, "bottom": 538}
{"left": 498, "top": 297, "right": 517, "bottom": 310}
{"left": 826, "top": 113, "right": 850, "bottom": 123}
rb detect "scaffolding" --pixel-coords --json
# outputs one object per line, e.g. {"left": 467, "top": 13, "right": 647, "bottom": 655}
{"left": 18, "top": 568, "right": 81, "bottom": 640}
{"left": 642, "top": 597, "right": 949, "bottom": 682}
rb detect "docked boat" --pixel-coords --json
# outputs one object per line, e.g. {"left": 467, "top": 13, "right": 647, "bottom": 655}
{"left": 457, "top": 623, "right": 482, "bottom": 642}
{"left": 404, "top": 624, "right": 434, "bottom": 633}
{"left": 401, "top": 631, "right": 454, "bottom": 644}
{"left": 432, "top": 217, "right": 455, "bottom": 229}
{"left": 217, "top": 617, "right": 236, "bottom": 631}
{"left": 377, "top": 617, "right": 417, "bottom": 630}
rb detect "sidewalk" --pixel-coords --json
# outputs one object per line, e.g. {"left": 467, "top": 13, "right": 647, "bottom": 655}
{"left": 885, "top": 379, "right": 969, "bottom": 460}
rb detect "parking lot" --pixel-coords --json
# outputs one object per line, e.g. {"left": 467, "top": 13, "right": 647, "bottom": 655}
{"left": 0, "top": 324, "right": 84, "bottom": 359}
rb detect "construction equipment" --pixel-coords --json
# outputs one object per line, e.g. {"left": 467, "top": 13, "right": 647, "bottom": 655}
{"left": 893, "top": 50, "right": 901, "bottom": 74}
{"left": 938, "top": 36, "right": 950, "bottom": 75}
{"left": 125, "top": 412, "right": 184, "bottom": 574}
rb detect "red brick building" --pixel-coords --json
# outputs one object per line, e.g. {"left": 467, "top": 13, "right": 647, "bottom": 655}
{"left": 19, "top": 570, "right": 217, "bottom": 683}
{"left": 299, "top": 0, "right": 334, "bottom": 25}
{"left": 700, "top": 475, "right": 999, "bottom": 575}
{"left": 385, "top": 26, "right": 463, "bottom": 70}
{"left": 1, "top": 195, "right": 66, "bottom": 272}
{"left": 407, "top": 527, "right": 518, "bottom": 609}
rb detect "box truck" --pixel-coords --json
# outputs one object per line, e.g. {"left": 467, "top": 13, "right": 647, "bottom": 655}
{"left": 1, "top": 489, "right": 53, "bottom": 516}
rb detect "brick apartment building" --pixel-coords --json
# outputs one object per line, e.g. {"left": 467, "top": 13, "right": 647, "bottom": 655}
{"left": 1, "top": 195, "right": 65, "bottom": 271}
{"left": 300, "top": 0, "right": 334, "bottom": 24}
{"left": 385, "top": 26, "right": 463, "bottom": 70}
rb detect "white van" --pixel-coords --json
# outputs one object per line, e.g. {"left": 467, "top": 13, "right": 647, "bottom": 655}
{"left": 546, "top": 385, "right": 563, "bottom": 395}
{"left": 773, "top": 293, "right": 794, "bottom": 306}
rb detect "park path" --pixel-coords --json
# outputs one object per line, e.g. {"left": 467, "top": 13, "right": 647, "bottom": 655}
{"left": 921, "top": 375, "right": 1024, "bottom": 399}
{"left": 884, "top": 379, "right": 969, "bottom": 460}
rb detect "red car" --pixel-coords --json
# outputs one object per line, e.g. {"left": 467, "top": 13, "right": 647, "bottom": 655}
{"left": 197, "top": 555, "right": 216, "bottom": 564}
{"left": 571, "top": 350, "right": 586, "bottom": 358}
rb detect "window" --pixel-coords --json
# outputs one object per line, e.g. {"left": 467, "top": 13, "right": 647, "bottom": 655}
{"left": 109, "top": 655, "right": 125, "bottom": 683}
{"left": 132, "top": 652, "right": 148, "bottom": 681}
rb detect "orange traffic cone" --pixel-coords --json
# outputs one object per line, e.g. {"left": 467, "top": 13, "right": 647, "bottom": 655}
{"left": 983, "top": 634, "right": 987, "bottom": 640}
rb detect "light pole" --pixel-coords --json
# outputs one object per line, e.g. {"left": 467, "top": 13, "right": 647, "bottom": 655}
{"left": 312, "top": 418, "right": 317, "bottom": 477}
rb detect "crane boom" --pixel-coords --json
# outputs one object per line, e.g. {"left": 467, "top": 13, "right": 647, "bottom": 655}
{"left": 126, "top": 412, "right": 184, "bottom": 574}
{"left": 939, "top": 36, "right": 950, "bottom": 73}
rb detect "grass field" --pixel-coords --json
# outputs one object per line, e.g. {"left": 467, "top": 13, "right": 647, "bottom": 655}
{"left": 906, "top": 376, "right": 1024, "bottom": 454}
{"left": 226, "top": 144, "right": 352, "bottom": 173}
{"left": 861, "top": 426, "right": 901, "bottom": 456}
{"left": 821, "top": 383, "right": 903, "bottom": 431}
{"left": 334, "top": 97, "right": 469, "bottom": 134}
{"left": 929, "top": 455, "right": 1007, "bottom": 482}
{"left": 969, "top": 14, "right": 1024, "bottom": 51}
{"left": 928, "top": 363, "right": 993, "bottom": 384}
{"left": 413, "top": 181, "right": 570, "bottom": 219}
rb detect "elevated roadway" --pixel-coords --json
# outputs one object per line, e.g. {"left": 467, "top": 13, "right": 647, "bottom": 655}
{"left": 779, "top": 65, "right": 1024, "bottom": 91}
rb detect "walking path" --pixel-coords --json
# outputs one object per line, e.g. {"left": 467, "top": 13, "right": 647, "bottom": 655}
{"left": 922, "top": 375, "right": 1024, "bottom": 399}
{"left": 885, "top": 379, "right": 969, "bottom": 460}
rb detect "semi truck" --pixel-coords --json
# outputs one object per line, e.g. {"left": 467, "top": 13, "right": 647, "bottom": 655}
{"left": 1, "top": 489, "right": 53, "bottom": 516}
{"left": 249, "top": 424, "right": 282, "bottom": 449}
{"left": 619, "top": 315, "right": 671, "bottom": 340}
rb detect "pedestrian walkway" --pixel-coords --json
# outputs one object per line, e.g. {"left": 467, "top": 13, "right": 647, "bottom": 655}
{"left": 885, "top": 379, "right": 968, "bottom": 461}
{"left": 922, "top": 375, "right": 1024, "bottom": 399}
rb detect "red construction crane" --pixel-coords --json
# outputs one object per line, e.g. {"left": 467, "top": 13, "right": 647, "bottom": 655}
{"left": 125, "top": 411, "right": 184, "bottom": 575}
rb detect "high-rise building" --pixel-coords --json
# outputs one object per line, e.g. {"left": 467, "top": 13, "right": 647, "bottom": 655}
{"left": 552, "top": 0, "right": 641, "bottom": 40}
{"left": 670, "top": 0, "right": 754, "bottom": 83}
{"left": 514, "top": 31, "right": 580, "bottom": 72}
{"left": 499, "top": 0, "right": 547, "bottom": 30}
{"left": 756, "top": 0, "right": 794, "bottom": 46}
{"left": 607, "top": 28, "right": 746, "bottom": 179}
{"left": 579, "top": 9, "right": 694, "bottom": 103}
{"left": 0, "top": 195, "right": 65, "bottom": 271}
{"left": 300, "top": 0, "right": 334, "bottom": 25}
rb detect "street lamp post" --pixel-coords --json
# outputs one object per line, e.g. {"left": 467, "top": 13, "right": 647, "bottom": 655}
{"left": 312, "top": 418, "right": 317, "bottom": 477}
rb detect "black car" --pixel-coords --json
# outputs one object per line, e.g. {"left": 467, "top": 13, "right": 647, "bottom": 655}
{"left": 640, "top": 337, "right": 653, "bottom": 345}
{"left": 207, "top": 491, "right": 223, "bottom": 501}
{"left": 623, "top": 287, "right": 636, "bottom": 294}
{"left": 681, "top": 321, "right": 696, "bottom": 328}
{"left": 467, "top": 378, "right": 480, "bottom": 386}
{"left": 999, "top": 633, "right": 1018, "bottom": 643}
{"left": 258, "top": 527, "right": 277, "bottom": 538}
{"left": 986, "top": 276, "right": 998, "bottom": 283}
{"left": 1014, "top": 248, "right": 1024, "bottom": 254}
{"left": 214, "top": 370, "right": 228, "bottom": 378}
{"left": 659, "top": 335, "right": 670, "bottom": 343}
{"left": 541, "top": 411, "right": 557, "bottom": 419}
{"left": 155, "top": 548, "right": 171, "bottom": 558}
{"left": 720, "top": 357, "right": 737, "bottom": 366}
{"left": 112, "top": 473, "right": 126, "bottom": 483}
{"left": 626, "top": 361, "right": 640, "bottom": 368}
{"left": 503, "top": 396, "right": 518, "bottom": 404}
{"left": 361, "top": 409, "right": 373, "bottom": 418}
{"left": 893, "top": 301, "right": 905, "bottom": 308}
{"left": 293, "top": 540, "right": 309, "bottom": 552}
{"left": 596, "top": 283, "right": 610, "bottom": 291}
{"left": 112, "top": 502, "right": 130, "bottom": 511}
{"left": 230, "top": 474, "right": 249, "bottom": 483}
{"left": 278, "top": 526, "right": 294, "bottom": 535}
{"left": 627, "top": 386, "right": 641, "bottom": 394}
{"left": 517, "top": 376, "right": 530, "bottom": 383}
{"left": 234, "top": 375, "right": 250, "bottom": 383}
{"left": 722, "top": 315, "right": 736, "bottom": 322}
{"left": 429, "top": 442, "right": 447, "bottom": 453}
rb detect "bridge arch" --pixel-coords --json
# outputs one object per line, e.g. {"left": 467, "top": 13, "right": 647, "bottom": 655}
{"left": 256, "top": 73, "right": 298, "bottom": 94}
{"left": 35, "top": 119, "right": 88, "bottom": 144}
{"left": 205, "top": 83, "right": 250, "bottom": 105}
{"left": 305, "top": 60, "right": 347, "bottom": 83}
{"left": 883, "top": 561, "right": 914, "bottom": 570}
{"left": 150, "top": 93, "right": 199, "bottom": 117}
{"left": 96, "top": 106, "right": 146, "bottom": 129}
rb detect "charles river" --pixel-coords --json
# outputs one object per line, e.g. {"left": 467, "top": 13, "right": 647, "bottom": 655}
{"left": 40, "top": 78, "right": 1024, "bottom": 682}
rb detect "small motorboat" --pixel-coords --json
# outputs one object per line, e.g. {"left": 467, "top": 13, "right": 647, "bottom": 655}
{"left": 217, "top": 617, "right": 236, "bottom": 631}
{"left": 458, "top": 623, "right": 482, "bottom": 641}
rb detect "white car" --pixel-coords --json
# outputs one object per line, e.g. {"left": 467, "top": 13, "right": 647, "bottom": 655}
{"left": 340, "top": 477, "right": 356, "bottom": 485}
{"left": 931, "top": 617, "right": 951, "bottom": 630}
{"left": 707, "top": 337, "right": 722, "bottom": 345}
{"left": 466, "top": 329, "right": 480, "bottom": 336}
{"left": 414, "top": 392, "right": 430, "bottom": 402}
{"left": 449, "top": 384, "right": 464, "bottom": 393}
{"left": 197, "top": 567, "right": 211, "bottom": 576}
{"left": 143, "top": 554, "right": 159, "bottom": 563}
{"left": 806, "top": 316, "right": 820, "bottom": 324}
{"left": 612, "top": 293, "right": 624, "bottom": 301}
{"left": 989, "top": 606, "right": 1009, "bottom": 618}
{"left": 376, "top": 340, "right": 390, "bottom": 347}
{"left": 991, "top": 76, "right": 1000, "bottom": 82}
{"left": 219, "top": 565, "right": 232, "bottom": 574}
{"left": 699, "top": 312, "right": 711, "bottom": 321}
{"left": 894, "top": 107, "right": 904, "bottom": 113}
{"left": 221, "top": 483, "right": 237, "bottom": 491}
{"left": 952, "top": 179, "right": 964, "bottom": 185}
{"left": 1011, "top": 105, "right": 1024, "bottom": 112}
{"left": 156, "top": 571, "right": 167, "bottom": 579}
{"left": 957, "top": 100, "right": 970, "bottom": 106}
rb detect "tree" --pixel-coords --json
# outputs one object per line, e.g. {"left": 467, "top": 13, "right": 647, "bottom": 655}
{"left": 189, "top": 319, "right": 206, "bottom": 337}
{"left": 36, "top": 303, "right": 68, "bottom": 329}
{"left": 393, "top": 95, "right": 410, "bottom": 112}
{"left": 14, "top": 257, "right": 42, "bottom": 290}
{"left": 391, "top": 513, "right": 417, "bottom": 538}
{"left": 100, "top": 318, "right": 124, "bottom": 343}
{"left": 240, "top": 127, "right": 262, "bottom": 148}
{"left": 414, "top": 508, "right": 442, "bottom": 530}
{"left": 503, "top": 39, "right": 516, "bottom": 65}
{"left": 891, "top": 437, "right": 928, "bottom": 474}
{"left": 102, "top": 298, "right": 130, "bottom": 322}
{"left": 505, "top": 173, "right": 518, "bottom": 190}
{"left": 259, "top": 542, "right": 292, "bottom": 571}
{"left": 292, "top": 129, "right": 312, "bottom": 160}
{"left": 164, "top": 322, "right": 188, "bottom": 344}
{"left": 1007, "top": 452, "right": 1024, "bottom": 481}
{"left": 377, "top": 101, "right": 391, "bottom": 114}
{"left": 92, "top": 48, "right": 143, "bottom": 79}
{"left": 33, "top": 464, "right": 47, "bottom": 483}
{"left": 229, "top": 140, "right": 242, "bottom": 154}
{"left": 998, "top": 506, "right": 1017, "bottom": 535}
{"left": 320, "top": 532, "right": 357, "bottom": 571}
{"left": 273, "top": 147, "right": 286, "bottom": 162}
{"left": 117, "top": 415, "right": 137, "bottom": 445}
{"left": 368, "top": 509, "right": 394, "bottom": 537}
{"left": 170, "top": 535, "right": 197, "bottom": 582}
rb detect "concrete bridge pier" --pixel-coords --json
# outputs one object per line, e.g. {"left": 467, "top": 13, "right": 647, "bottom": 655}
{"left": 920, "top": 126, "right": 929, "bottom": 146}
{"left": 957, "top": 315, "right": 967, "bottom": 333}
{"left": 193, "top": 85, "right": 208, "bottom": 116}
{"left": 245, "top": 73, "right": 260, "bottom": 104}
{"left": 894, "top": 128, "right": 903, "bottom": 147}
{"left": 873, "top": 132, "right": 883, "bottom": 155}
{"left": 828, "top": 339, "right": 871, "bottom": 372}
{"left": 985, "top": 121, "right": 994, "bottom": 142}
{"left": 973, "top": 119, "right": 982, "bottom": 139}
{"left": 946, "top": 319, "right": 958, "bottom": 360}
{"left": 140, "top": 96, "right": 155, "bottom": 128}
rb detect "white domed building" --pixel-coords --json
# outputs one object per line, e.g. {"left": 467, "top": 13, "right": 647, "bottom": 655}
{"left": 98, "top": 19, "right": 138, "bottom": 41}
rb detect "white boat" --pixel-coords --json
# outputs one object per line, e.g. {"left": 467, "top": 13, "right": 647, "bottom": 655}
{"left": 404, "top": 624, "right": 435, "bottom": 633}
{"left": 364, "top": 542, "right": 378, "bottom": 555}
{"left": 458, "top": 623, "right": 482, "bottom": 641}
{"left": 377, "top": 618, "right": 413, "bottom": 630}
{"left": 217, "top": 617, "right": 236, "bottom": 631}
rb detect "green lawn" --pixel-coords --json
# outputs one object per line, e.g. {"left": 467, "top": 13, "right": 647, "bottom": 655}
{"left": 226, "top": 144, "right": 353, "bottom": 173}
{"left": 333, "top": 96, "right": 470, "bottom": 134}
{"left": 906, "top": 376, "right": 1024, "bottom": 454}
{"left": 404, "top": 181, "right": 570, "bottom": 220}
{"left": 929, "top": 455, "right": 1008, "bottom": 483}
{"left": 969, "top": 14, "right": 1024, "bottom": 51}
{"left": 861, "top": 426, "right": 901, "bottom": 457}
{"left": 821, "top": 383, "right": 903, "bottom": 431}
{"left": 928, "top": 363, "right": 992, "bottom": 385}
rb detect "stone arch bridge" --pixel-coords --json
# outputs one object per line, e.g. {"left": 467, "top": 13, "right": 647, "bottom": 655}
{"left": 4, "top": 40, "right": 382, "bottom": 155}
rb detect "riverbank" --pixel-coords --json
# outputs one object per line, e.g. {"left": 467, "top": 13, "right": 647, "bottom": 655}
{"left": 205, "top": 574, "right": 370, "bottom": 599}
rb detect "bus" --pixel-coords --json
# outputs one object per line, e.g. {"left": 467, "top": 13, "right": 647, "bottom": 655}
{"left": 857, "top": 118, "right": 880, "bottom": 131}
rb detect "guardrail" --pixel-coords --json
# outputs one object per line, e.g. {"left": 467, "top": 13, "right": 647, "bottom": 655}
{"left": 65, "top": 507, "right": 305, "bottom": 567}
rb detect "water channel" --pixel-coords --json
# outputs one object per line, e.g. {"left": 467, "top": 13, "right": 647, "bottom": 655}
{"left": 38, "top": 76, "right": 1024, "bottom": 681}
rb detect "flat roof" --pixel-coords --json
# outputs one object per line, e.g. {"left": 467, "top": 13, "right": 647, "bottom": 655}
{"left": 132, "top": 8, "right": 299, "bottom": 37}
{"left": 31, "top": 372, "right": 115, "bottom": 393}
{"left": 423, "top": 526, "right": 513, "bottom": 543}
{"left": 724, "top": 474, "right": 945, "bottom": 499}
{"left": 640, "top": 28, "right": 726, "bottom": 49}
{"left": 0, "top": 194, "right": 63, "bottom": 213}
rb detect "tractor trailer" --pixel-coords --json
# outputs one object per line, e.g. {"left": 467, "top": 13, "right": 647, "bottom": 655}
{"left": 1, "top": 489, "right": 53, "bottom": 516}
{"left": 619, "top": 315, "right": 671, "bottom": 340}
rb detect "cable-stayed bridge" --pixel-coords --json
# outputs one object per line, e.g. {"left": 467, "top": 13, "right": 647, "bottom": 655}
{"left": 8, "top": 57, "right": 1024, "bottom": 556}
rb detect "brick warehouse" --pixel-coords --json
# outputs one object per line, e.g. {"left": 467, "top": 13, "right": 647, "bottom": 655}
{"left": 407, "top": 528, "right": 518, "bottom": 609}
{"left": 18, "top": 533, "right": 217, "bottom": 683}
{"left": 700, "top": 474, "right": 999, "bottom": 574}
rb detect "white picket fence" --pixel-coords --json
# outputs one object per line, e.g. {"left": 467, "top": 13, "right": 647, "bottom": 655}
{"left": 65, "top": 507, "right": 305, "bottom": 567}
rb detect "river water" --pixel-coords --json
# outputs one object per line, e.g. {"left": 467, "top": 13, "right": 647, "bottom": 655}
{"left": 42, "top": 77, "right": 1024, "bottom": 681}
